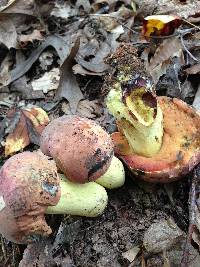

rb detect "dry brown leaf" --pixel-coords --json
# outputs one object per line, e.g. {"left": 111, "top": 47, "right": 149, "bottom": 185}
{"left": 31, "top": 68, "right": 60, "bottom": 93}
{"left": 142, "top": 15, "right": 181, "bottom": 38}
{"left": 0, "top": 53, "right": 11, "bottom": 87}
{"left": 122, "top": 246, "right": 140, "bottom": 262}
{"left": 76, "top": 41, "right": 110, "bottom": 73}
{"left": 0, "top": 16, "right": 17, "bottom": 48}
{"left": 149, "top": 37, "right": 183, "bottom": 69}
{"left": 185, "top": 63, "right": 200, "bottom": 75}
{"left": 97, "top": 6, "right": 133, "bottom": 32}
{"left": 73, "top": 64, "right": 104, "bottom": 76}
{"left": 0, "top": 0, "right": 17, "bottom": 12}
{"left": 4, "top": 105, "right": 49, "bottom": 156}
{"left": 62, "top": 99, "right": 102, "bottom": 119}
{"left": 1, "top": 0, "right": 35, "bottom": 16}
{"left": 51, "top": 2, "right": 78, "bottom": 19}
{"left": 157, "top": 0, "right": 200, "bottom": 19}
{"left": 18, "top": 29, "right": 44, "bottom": 46}
{"left": 11, "top": 35, "right": 72, "bottom": 83}
{"left": 193, "top": 83, "right": 200, "bottom": 112}
{"left": 55, "top": 39, "right": 83, "bottom": 114}
{"left": 10, "top": 75, "right": 45, "bottom": 99}
{"left": 147, "top": 37, "right": 184, "bottom": 83}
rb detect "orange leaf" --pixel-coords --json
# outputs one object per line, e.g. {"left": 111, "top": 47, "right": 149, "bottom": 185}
{"left": 5, "top": 106, "right": 49, "bottom": 156}
{"left": 142, "top": 15, "right": 182, "bottom": 38}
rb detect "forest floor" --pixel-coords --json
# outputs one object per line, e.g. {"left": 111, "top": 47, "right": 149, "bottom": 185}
{"left": 1, "top": 0, "right": 200, "bottom": 266}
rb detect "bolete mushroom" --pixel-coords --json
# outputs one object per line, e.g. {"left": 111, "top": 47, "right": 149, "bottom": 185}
{"left": 40, "top": 115, "right": 125, "bottom": 188}
{"left": 105, "top": 44, "right": 200, "bottom": 183}
{"left": 0, "top": 151, "right": 108, "bottom": 244}
{"left": 95, "top": 155, "right": 125, "bottom": 189}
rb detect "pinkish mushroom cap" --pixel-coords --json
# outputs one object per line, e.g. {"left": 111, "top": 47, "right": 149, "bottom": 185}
{"left": 0, "top": 151, "right": 60, "bottom": 244}
{"left": 40, "top": 115, "right": 114, "bottom": 183}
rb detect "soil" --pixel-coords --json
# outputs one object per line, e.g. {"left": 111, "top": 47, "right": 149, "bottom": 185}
{"left": 0, "top": 1, "right": 199, "bottom": 266}
{"left": 0, "top": 166, "right": 190, "bottom": 266}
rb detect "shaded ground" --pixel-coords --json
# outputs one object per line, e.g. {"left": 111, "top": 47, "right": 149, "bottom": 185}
{"left": 0, "top": 170, "right": 190, "bottom": 266}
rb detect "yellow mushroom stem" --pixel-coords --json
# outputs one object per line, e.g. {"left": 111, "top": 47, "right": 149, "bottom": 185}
{"left": 95, "top": 156, "right": 125, "bottom": 189}
{"left": 46, "top": 156, "right": 125, "bottom": 217}
{"left": 46, "top": 174, "right": 108, "bottom": 217}
{"left": 106, "top": 85, "right": 164, "bottom": 157}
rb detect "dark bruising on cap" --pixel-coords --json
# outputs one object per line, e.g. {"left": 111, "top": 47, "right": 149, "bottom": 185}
{"left": 86, "top": 149, "right": 114, "bottom": 180}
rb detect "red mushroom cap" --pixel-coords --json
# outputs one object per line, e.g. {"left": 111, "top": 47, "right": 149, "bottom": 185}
{"left": 0, "top": 151, "right": 60, "bottom": 244}
{"left": 40, "top": 115, "right": 114, "bottom": 183}
{"left": 112, "top": 97, "right": 200, "bottom": 183}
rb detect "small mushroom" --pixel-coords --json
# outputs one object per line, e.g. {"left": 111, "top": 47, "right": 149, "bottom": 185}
{"left": 40, "top": 115, "right": 114, "bottom": 183}
{"left": 105, "top": 44, "right": 200, "bottom": 183}
{"left": 111, "top": 97, "right": 200, "bottom": 182}
{"left": 0, "top": 151, "right": 108, "bottom": 244}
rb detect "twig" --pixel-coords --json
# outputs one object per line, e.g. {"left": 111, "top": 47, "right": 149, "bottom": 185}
{"left": 1, "top": 236, "right": 7, "bottom": 262}
{"left": 182, "top": 19, "right": 200, "bottom": 31}
{"left": 180, "top": 34, "right": 199, "bottom": 62}
{"left": 181, "top": 166, "right": 199, "bottom": 267}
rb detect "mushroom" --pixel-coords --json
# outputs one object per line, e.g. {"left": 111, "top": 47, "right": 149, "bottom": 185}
{"left": 95, "top": 155, "right": 125, "bottom": 189}
{"left": 105, "top": 44, "right": 200, "bottom": 183}
{"left": 40, "top": 115, "right": 124, "bottom": 186}
{"left": 0, "top": 151, "right": 108, "bottom": 244}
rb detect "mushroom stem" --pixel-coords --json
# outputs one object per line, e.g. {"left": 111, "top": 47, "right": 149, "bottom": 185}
{"left": 95, "top": 156, "right": 125, "bottom": 189}
{"left": 106, "top": 87, "right": 163, "bottom": 157}
{"left": 104, "top": 44, "right": 164, "bottom": 157}
{"left": 46, "top": 174, "right": 108, "bottom": 217}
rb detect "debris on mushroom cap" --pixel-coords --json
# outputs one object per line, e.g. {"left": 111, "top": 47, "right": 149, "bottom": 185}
{"left": 112, "top": 97, "right": 200, "bottom": 183}
{"left": 40, "top": 115, "right": 114, "bottom": 183}
{"left": 0, "top": 151, "right": 60, "bottom": 244}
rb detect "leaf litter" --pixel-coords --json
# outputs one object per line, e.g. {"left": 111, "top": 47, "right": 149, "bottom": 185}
{"left": 1, "top": 0, "right": 200, "bottom": 266}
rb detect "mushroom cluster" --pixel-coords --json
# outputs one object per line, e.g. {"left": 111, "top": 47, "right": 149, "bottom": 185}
{"left": 105, "top": 43, "right": 200, "bottom": 183}
{"left": 0, "top": 115, "right": 125, "bottom": 244}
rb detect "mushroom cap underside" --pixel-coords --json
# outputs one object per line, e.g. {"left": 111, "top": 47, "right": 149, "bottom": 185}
{"left": 112, "top": 97, "right": 200, "bottom": 183}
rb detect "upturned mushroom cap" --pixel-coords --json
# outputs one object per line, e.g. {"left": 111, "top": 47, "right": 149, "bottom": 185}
{"left": 112, "top": 97, "right": 200, "bottom": 183}
{"left": 0, "top": 151, "right": 60, "bottom": 244}
{"left": 40, "top": 115, "right": 114, "bottom": 183}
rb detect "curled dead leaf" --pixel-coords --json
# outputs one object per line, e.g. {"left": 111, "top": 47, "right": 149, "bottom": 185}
{"left": 19, "top": 30, "right": 44, "bottom": 47}
{"left": 142, "top": 15, "right": 182, "bottom": 38}
{"left": 185, "top": 64, "right": 200, "bottom": 75}
{"left": 55, "top": 39, "right": 83, "bottom": 114}
{"left": 0, "top": 16, "right": 17, "bottom": 49}
{"left": 147, "top": 37, "right": 184, "bottom": 83}
{"left": 4, "top": 105, "right": 49, "bottom": 156}
{"left": 31, "top": 68, "right": 60, "bottom": 93}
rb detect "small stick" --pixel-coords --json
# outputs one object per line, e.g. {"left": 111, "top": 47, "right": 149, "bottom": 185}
{"left": 180, "top": 34, "right": 199, "bottom": 62}
{"left": 181, "top": 166, "right": 199, "bottom": 267}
